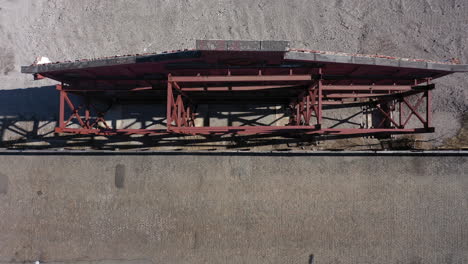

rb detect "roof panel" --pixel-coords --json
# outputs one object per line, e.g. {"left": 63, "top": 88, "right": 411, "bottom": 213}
{"left": 21, "top": 41, "right": 467, "bottom": 87}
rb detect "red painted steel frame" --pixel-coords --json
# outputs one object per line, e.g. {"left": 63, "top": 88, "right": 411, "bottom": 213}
{"left": 166, "top": 73, "right": 324, "bottom": 134}
{"left": 55, "top": 84, "right": 166, "bottom": 135}
{"left": 165, "top": 72, "right": 433, "bottom": 135}
{"left": 54, "top": 70, "right": 434, "bottom": 136}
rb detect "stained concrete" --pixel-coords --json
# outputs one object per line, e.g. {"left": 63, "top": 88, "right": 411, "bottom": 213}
{"left": 0, "top": 153, "right": 466, "bottom": 263}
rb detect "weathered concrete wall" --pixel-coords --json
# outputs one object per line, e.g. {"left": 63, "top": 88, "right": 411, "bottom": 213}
{"left": 0, "top": 153, "right": 466, "bottom": 263}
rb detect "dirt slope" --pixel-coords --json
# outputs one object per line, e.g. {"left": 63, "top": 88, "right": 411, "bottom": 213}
{"left": 0, "top": 0, "right": 466, "bottom": 148}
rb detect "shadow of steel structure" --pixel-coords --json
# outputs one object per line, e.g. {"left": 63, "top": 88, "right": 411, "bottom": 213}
{"left": 21, "top": 40, "right": 468, "bottom": 137}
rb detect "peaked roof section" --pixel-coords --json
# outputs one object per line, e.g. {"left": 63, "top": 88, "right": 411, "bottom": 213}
{"left": 21, "top": 40, "right": 467, "bottom": 87}
{"left": 22, "top": 40, "right": 467, "bottom": 74}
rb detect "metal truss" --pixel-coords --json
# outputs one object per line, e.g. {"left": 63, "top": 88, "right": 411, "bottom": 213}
{"left": 54, "top": 69, "right": 434, "bottom": 137}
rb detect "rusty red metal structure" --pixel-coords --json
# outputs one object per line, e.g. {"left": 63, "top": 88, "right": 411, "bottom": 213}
{"left": 22, "top": 40, "right": 467, "bottom": 137}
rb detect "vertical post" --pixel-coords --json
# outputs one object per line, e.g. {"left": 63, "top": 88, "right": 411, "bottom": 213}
{"left": 426, "top": 90, "right": 432, "bottom": 128}
{"left": 399, "top": 99, "right": 403, "bottom": 128}
{"left": 425, "top": 79, "right": 432, "bottom": 129}
{"left": 317, "top": 69, "right": 323, "bottom": 127}
{"left": 177, "top": 95, "right": 183, "bottom": 127}
{"left": 306, "top": 93, "right": 310, "bottom": 125}
{"left": 187, "top": 105, "right": 192, "bottom": 127}
{"left": 57, "top": 84, "right": 65, "bottom": 129}
{"left": 167, "top": 76, "right": 173, "bottom": 129}
{"left": 85, "top": 97, "right": 90, "bottom": 129}
{"left": 296, "top": 103, "right": 300, "bottom": 125}
{"left": 310, "top": 89, "right": 317, "bottom": 124}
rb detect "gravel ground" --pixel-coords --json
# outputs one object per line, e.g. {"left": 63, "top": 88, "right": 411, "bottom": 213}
{"left": 0, "top": 0, "right": 467, "bottom": 148}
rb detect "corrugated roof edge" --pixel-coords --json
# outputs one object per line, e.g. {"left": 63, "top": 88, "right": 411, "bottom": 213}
{"left": 286, "top": 50, "right": 468, "bottom": 72}
{"left": 21, "top": 47, "right": 468, "bottom": 74}
{"left": 21, "top": 50, "right": 200, "bottom": 74}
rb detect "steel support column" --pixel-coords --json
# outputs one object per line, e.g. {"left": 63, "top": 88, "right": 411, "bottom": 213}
{"left": 57, "top": 84, "right": 65, "bottom": 130}
{"left": 54, "top": 85, "right": 112, "bottom": 134}
{"left": 167, "top": 75, "right": 197, "bottom": 132}
{"left": 317, "top": 69, "right": 323, "bottom": 126}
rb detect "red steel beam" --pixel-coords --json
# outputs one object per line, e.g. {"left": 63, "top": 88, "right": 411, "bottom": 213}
{"left": 426, "top": 90, "right": 432, "bottom": 128}
{"left": 60, "top": 85, "right": 412, "bottom": 93}
{"left": 402, "top": 95, "right": 427, "bottom": 126}
{"left": 167, "top": 126, "right": 434, "bottom": 135}
{"left": 322, "top": 85, "right": 411, "bottom": 91}
{"left": 317, "top": 75, "right": 323, "bottom": 125}
{"left": 55, "top": 126, "right": 434, "bottom": 136}
{"left": 324, "top": 93, "right": 398, "bottom": 98}
{"left": 169, "top": 74, "right": 313, "bottom": 83}
{"left": 169, "top": 125, "right": 321, "bottom": 134}
{"left": 62, "top": 83, "right": 418, "bottom": 92}
{"left": 376, "top": 104, "right": 400, "bottom": 128}
{"left": 61, "top": 86, "right": 154, "bottom": 92}
{"left": 57, "top": 84, "right": 65, "bottom": 129}
{"left": 179, "top": 85, "right": 412, "bottom": 92}
{"left": 167, "top": 81, "right": 173, "bottom": 128}
{"left": 319, "top": 128, "right": 434, "bottom": 135}
{"left": 55, "top": 127, "right": 167, "bottom": 135}
{"left": 180, "top": 85, "right": 300, "bottom": 91}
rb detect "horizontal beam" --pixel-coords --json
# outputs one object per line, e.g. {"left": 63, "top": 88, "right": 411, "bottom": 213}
{"left": 321, "top": 74, "right": 435, "bottom": 81}
{"left": 169, "top": 75, "right": 313, "bottom": 83}
{"left": 56, "top": 126, "right": 435, "bottom": 136}
{"left": 181, "top": 85, "right": 302, "bottom": 91}
{"left": 182, "top": 85, "right": 412, "bottom": 92}
{"left": 169, "top": 126, "right": 435, "bottom": 135}
{"left": 62, "top": 85, "right": 414, "bottom": 93}
{"left": 322, "top": 85, "right": 411, "bottom": 91}
{"left": 55, "top": 74, "right": 434, "bottom": 84}
{"left": 62, "top": 86, "right": 154, "bottom": 92}
{"left": 366, "top": 84, "right": 435, "bottom": 101}
{"left": 55, "top": 127, "right": 167, "bottom": 135}
{"left": 324, "top": 93, "right": 398, "bottom": 98}
{"left": 168, "top": 125, "right": 321, "bottom": 134}
{"left": 320, "top": 127, "right": 435, "bottom": 135}
{"left": 165, "top": 62, "right": 324, "bottom": 70}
